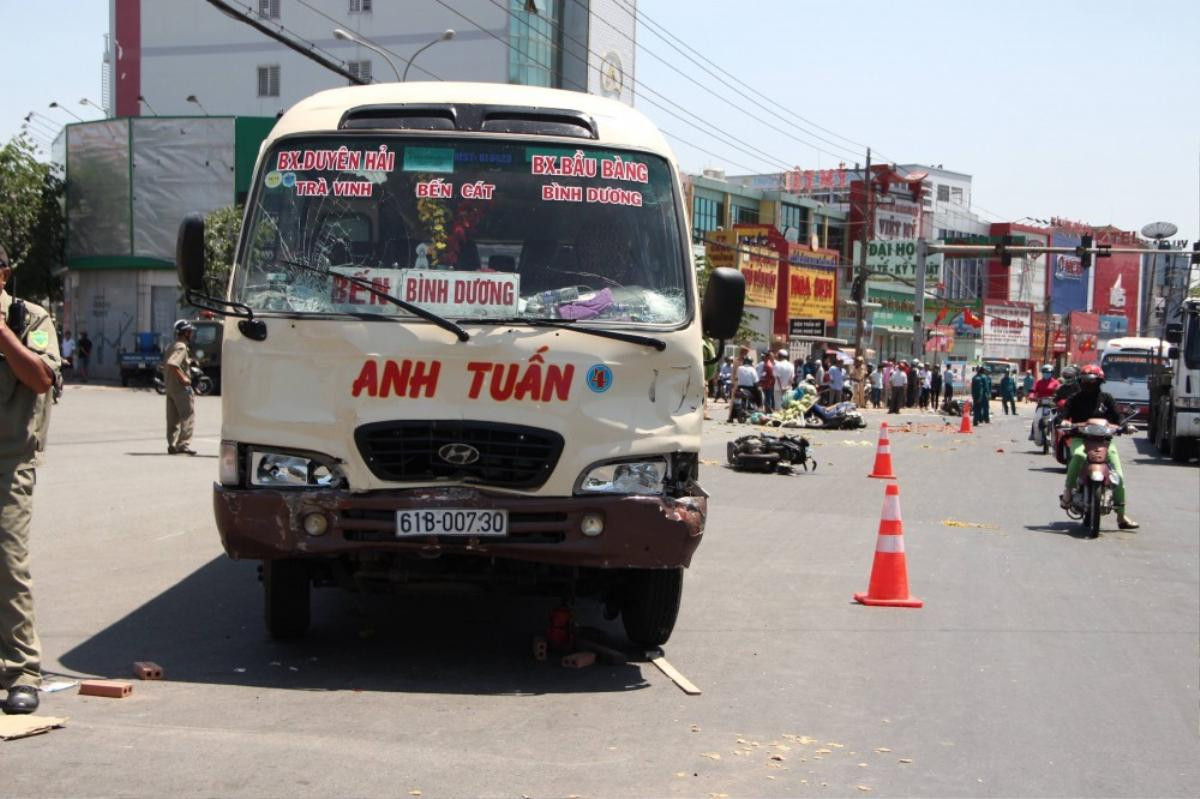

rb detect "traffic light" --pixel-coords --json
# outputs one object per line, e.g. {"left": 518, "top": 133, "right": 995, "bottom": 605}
{"left": 851, "top": 273, "right": 866, "bottom": 302}
{"left": 994, "top": 234, "right": 1014, "bottom": 267}
{"left": 1077, "top": 234, "right": 1094, "bottom": 269}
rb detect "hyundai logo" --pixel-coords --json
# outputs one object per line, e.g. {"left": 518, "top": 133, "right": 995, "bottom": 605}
{"left": 437, "top": 443, "right": 481, "bottom": 466}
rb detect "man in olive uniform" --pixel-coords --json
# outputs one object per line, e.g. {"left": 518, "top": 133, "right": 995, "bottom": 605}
{"left": 164, "top": 320, "right": 197, "bottom": 455}
{"left": 971, "top": 365, "right": 992, "bottom": 425}
{"left": 0, "top": 245, "right": 60, "bottom": 714}
{"left": 999, "top": 368, "right": 1018, "bottom": 415}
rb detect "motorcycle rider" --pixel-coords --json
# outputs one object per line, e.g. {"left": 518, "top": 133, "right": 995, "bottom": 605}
{"left": 1029, "top": 364, "right": 1060, "bottom": 440}
{"left": 1059, "top": 364, "right": 1138, "bottom": 529}
{"left": 1053, "top": 365, "right": 1080, "bottom": 403}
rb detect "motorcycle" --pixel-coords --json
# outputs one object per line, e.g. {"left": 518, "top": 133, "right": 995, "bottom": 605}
{"left": 804, "top": 400, "right": 866, "bottom": 430}
{"left": 1033, "top": 398, "right": 1056, "bottom": 454}
{"left": 154, "top": 361, "right": 214, "bottom": 396}
{"left": 729, "top": 385, "right": 763, "bottom": 423}
{"left": 727, "top": 433, "right": 816, "bottom": 474}
{"left": 1060, "top": 415, "right": 1136, "bottom": 537}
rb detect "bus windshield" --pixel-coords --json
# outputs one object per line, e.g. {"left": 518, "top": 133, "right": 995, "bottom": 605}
{"left": 233, "top": 137, "right": 689, "bottom": 326}
{"left": 1101, "top": 354, "right": 1160, "bottom": 382}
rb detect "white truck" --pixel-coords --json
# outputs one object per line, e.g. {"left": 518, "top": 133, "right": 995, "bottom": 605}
{"left": 175, "top": 82, "right": 745, "bottom": 643}
{"left": 1149, "top": 298, "right": 1200, "bottom": 462}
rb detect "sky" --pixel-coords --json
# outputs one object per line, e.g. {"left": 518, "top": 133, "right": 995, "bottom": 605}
{"left": 2, "top": 0, "right": 1197, "bottom": 241}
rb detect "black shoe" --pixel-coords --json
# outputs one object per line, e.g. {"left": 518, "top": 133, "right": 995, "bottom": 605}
{"left": 176, "top": 445, "right": 197, "bottom": 456}
{"left": 3, "top": 685, "right": 39, "bottom": 715}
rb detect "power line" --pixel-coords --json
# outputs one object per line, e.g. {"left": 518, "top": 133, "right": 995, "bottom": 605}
{"left": 433, "top": 0, "right": 794, "bottom": 173}
{"left": 606, "top": 0, "right": 871, "bottom": 156}
{"left": 476, "top": 0, "right": 797, "bottom": 172}
{"left": 558, "top": 0, "right": 865, "bottom": 165}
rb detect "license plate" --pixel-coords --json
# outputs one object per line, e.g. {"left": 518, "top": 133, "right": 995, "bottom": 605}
{"left": 395, "top": 508, "right": 508, "bottom": 538}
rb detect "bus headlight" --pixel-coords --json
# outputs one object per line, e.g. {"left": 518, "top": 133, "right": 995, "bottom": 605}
{"left": 249, "top": 449, "right": 344, "bottom": 488}
{"left": 576, "top": 458, "right": 667, "bottom": 496}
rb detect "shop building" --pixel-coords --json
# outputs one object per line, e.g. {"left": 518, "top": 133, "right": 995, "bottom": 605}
{"left": 54, "top": 116, "right": 273, "bottom": 380}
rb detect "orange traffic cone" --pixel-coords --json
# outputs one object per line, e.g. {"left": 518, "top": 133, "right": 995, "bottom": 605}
{"left": 854, "top": 483, "right": 922, "bottom": 608}
{"left": 958, "top": 401, "right": 973, "bottom": 434}
{"left": 867, "top": 422, "right": 897, "bottom": 479}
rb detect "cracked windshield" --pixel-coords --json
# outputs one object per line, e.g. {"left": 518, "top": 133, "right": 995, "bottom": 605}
{"left": 235, "top": 138, "right": 688, "bottom": 325}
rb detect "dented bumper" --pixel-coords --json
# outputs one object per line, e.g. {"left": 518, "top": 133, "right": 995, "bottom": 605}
{"left": 212, "top": 484, "right": 706, "bottom": 568}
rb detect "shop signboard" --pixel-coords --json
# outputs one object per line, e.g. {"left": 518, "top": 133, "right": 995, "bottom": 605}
{"left": 853, "top": 239, "right": 943, "bottom": 282}
{"left": 867, "top": 286, "right": 917, "bottom": 331}
{"left": 1099, "top": 314, "right": 1128, "bottom": 336}
{"left": 982, "top": 302, "right": 1032, "bottom": 360}
{"left": 789, "top": 318, "right": 827, "bottom": 337}
{"left": 1091, "top": 236, "right": 1141, "bottom": 335}
{"left": 742, "top": 245, "right": 779, "bottom": 308}
{"left": 786, "top": 263, "right": 836, "bottom": 324}
{"left": 927, "top": 325, "right": 955, "bottom": 353}
{"left": 930, "top": 298, "right": 984, "bottom": 339}
{"left": 1050, "top": 232, "right": 1089, "bottom": 316}
{"left": 1067, "top": 311, "right": 1100, "bottom": 365}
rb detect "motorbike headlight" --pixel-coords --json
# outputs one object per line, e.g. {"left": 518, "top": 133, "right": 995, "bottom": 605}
{"left": 576, "top": 458, "right": 668, "bottom": 496}
{"left": 249, "top": 449, "right": 343, "bottom": 488}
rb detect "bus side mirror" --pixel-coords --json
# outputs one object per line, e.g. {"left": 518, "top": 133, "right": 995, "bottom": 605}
{"left": 702, "top": 267, "right": 745, "bottom": 341}
{"left": 1168, "top": 347, "right": 1179, "bottom": 360}
{"left": 176, "top": 214, "right": 206, "bottom": 292}
{"left": 1164, "top": 322, "right": 1183, "bottom": 344}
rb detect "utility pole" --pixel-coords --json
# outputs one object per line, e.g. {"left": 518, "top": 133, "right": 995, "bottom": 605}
{"left": 913, "top": 238, "right": 926, "bottom": 360}
{"left": 854, "top": 147, "right": 871, "bottom": 357}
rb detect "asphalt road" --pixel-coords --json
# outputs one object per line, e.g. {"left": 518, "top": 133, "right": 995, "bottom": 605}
{"left": 7, "top": 386, "right": 1198, "bottom": 797}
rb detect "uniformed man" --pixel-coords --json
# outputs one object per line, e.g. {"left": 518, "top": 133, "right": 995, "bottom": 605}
{"left": 164, "top": 319, "right": 197, "bottom": 455}
{"left": 971, "top": 365, "right": 992, "bottom": 425}
{"left": 0, "top": 245, "right": 60, "bottom": 715}
{"left": 999, "top": 368, "right": 1018, "bottom": 415}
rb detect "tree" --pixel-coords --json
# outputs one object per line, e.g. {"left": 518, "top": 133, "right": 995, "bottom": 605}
{"left": 203, "top": 203, "right": 243, "bottom": 296}
{"left": 0, "top": 134, "right": 64, "bottom": 302}
{"left": 695, "top": 254, "right": 758, "bottom": 345}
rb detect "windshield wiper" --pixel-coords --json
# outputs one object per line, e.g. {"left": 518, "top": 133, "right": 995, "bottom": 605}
{"left": 474, "top": 317, "right": 666, "bottom": 351}
{"left": 278, "top": 259, "right": 469, "bottom": 342}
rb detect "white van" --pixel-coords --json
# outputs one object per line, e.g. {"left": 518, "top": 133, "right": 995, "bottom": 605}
{"left": 176, "top": 83, "right": 744, "bottom": 645}
{"left": 1100, "top": 336, "right": 1166, "bottom": 424}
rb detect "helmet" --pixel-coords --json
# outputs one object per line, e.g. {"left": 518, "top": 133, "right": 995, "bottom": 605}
{"left": 174, "top": 319, "right": 195, "bottom": 336}
{"left": 1080, "top": 364, "right": 1105, "bottom": 384}
{"left": 777, "top": 349, "right": 789, "bottom": 359}
{"left": 1041, "top": 365, "right": 1053, "bottom": 374}
{"left": 1061, "top": 365, "right": 1079, "bottom": 382}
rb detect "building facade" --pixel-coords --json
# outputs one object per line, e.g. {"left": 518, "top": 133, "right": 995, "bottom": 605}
{"left": 107, "top": 0, "right": 636, "bottom": 119}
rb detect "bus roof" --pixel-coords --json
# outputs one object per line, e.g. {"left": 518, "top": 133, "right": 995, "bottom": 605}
{"left": 266, "top": 82, "right": 676, "bottom": 157}
{"left": 1101, "top": 337, "right": 1166, "bottom": 355}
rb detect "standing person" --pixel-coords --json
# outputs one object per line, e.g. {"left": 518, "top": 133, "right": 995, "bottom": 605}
{"left": 1000, "top": 369, "right": 1018, "bottom": 415}
{"left": 887, "top": 361, "right": 908, "bottom": 414}
{"left": 773, "top": 350, "right": 794, "bottom": 410}
{"left": 851, "top": 356, "right": 867, "bottom": 408}
{"left": 827, "top": 357, "right": 845, "bottom": 405}
{"left": 919, "top": 364, "right": 932, "bottom": 410}
{"left": 971, "top": 366, "right": 992, "bottom": 425}
{"left": 757, "top": 350, "right": 776, "bottom": 412}
{"left": 163, "top": 320, "right": 197, "bottom": 455}
{"left": 60, "top": 331, "right": 75, "bottom": 375}
{"left": 869, "top": 363, "right": 883, "bottom": 408}
{"left": 813, "top": 356, "right": 825, "bottom": 392}
{"left": 75, "top": 331, "right": 92, "bottom": 382}
{"left": 942, "top": 363, "right": 955, "bottom": 411}
{"left": 0, "top": 246, "right": 61, "bottom": 714}
{"left": 802, "top": 355, "right": 816, "bottom": 380}
{"left": 930, "top": 363, "right": 943, "bottom": 411}
{"left": 1023, "top": 370, "right": 1035, "bottom": 402}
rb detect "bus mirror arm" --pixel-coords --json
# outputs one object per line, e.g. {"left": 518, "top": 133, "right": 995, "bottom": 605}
{"left": 182, "top": 289, "right": 268, "bottom": 342}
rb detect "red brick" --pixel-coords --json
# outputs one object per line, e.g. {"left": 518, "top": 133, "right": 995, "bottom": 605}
{"left": 132, "top": 661, "right": 164, "bottom": 680}
{"left": 79, "top": 680, "right": 134, "bottom": 699}
{"left": 561, "top": 651, "right": 596, "bottom": 669}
